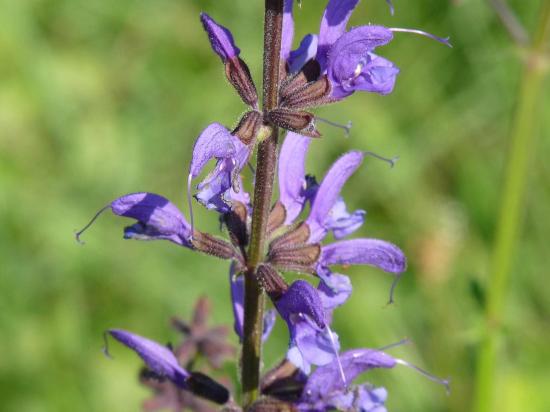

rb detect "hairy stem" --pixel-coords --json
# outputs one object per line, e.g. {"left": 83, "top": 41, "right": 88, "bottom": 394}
{"left": 242, "top": 0, "right": 284, "bottom": 407}
{"left": 473, "top": 2, "right": 550, "bottom": 412}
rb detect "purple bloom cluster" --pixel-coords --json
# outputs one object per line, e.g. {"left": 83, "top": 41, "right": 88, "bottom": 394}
{"left": 79, "top": 1, "right": 451, "bottom": 410}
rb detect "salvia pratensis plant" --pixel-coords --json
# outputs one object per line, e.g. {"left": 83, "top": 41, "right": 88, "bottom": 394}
{"left": 78, "top": 1, "right": 452, "bottom": 410}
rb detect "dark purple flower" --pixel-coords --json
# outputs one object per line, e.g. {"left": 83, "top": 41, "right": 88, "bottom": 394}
{"left": 200, "top": 13, "right": 240, "bottom": 62}
{"left": 109, "top": 329, "right": 191, "bottom": 389}
{"left": 190, "top": 123, "right": 250, "bottom": 213}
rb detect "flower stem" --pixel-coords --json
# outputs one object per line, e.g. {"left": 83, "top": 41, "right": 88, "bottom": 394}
{"left": 473, "top": 2, "right": 550, "bottom": 412}
{"left": 242, "top": 0, "right": 283, "bottom": 407}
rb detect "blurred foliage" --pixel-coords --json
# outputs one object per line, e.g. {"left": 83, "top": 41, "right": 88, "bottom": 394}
{"left": 0, "top": 0, "right": 549, "bottom": 411}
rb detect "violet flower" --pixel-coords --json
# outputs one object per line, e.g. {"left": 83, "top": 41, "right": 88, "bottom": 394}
{"left": 269, "top": 132, "right": 406, "bottom": 306}
{"left": 108, "top": 329, "right": 191, "bottom": 389}
{"left": 189, "top": 123, "right": 250, "bottom": 213}
{"left": 76, "top": 192, "right": 193, "bottom": 248}
{"left": 298, "top": 348, "right": 396, "bottom": 412}
{"left": 108, "top": 329, "right": 230, "bottom": 405}
{"left": 273, "top": 280, "right": 342, "bottom": 373}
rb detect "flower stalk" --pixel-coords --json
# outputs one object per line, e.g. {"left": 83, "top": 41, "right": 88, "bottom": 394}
{"left": 242, "top": 0, "right": 284, "bottom": 406}
{"left": 474, "top": 2, "right": 550, "bottom": 411}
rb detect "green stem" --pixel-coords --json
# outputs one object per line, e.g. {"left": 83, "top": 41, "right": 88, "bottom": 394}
{"left": 241, "top": 0, "right": 283, "bottom": 407}
{"left": 474, "top": 2, "right": 550, "bottom": 412}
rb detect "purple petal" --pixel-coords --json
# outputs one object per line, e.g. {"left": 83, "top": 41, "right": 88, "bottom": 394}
{"left": 200, "top": 13, "right": 240, "bottom": 62}
{"left": 278, "top": 132, "right": 311, "bottom": 225}
{"left": 190, "top": 123, "right": 236, "bottom": 179}
{"left": 111, "top": 192, "right": 192, "bottom": 246}
{"left": 303, "top": 349, "right": 396, "bottom": 401}
{"left": 229, "top": 264, "right": 244, "bottom": 339}
{"left": 317, "top": 272, "right": 352, "bottom": 312}
{"left": 281, "top": 0, "right": 294, "bottom": 60}
{"left": 325, "top": 196, "right": 366, "bottom": 239}
{"left": 355, "top": 385, "right": 388, "bottom": 412}
{"left": 287, "top": 317, "right": 340, "bottom": 372}
{"left": 331, "top": 53, "right": 399, "bottom": 99}
{"left": 306, "top": 151, "right": 364, "bottom": 243}
{"left": 321, "top": 238, "right": 406, "bottom": 273}
{"left": 275, "top": 280, "right": 326, "bottom": 329}
{"left": 230, "top": 264, "right": 276, "bottom": 342}
{"left": 327, "top": 26, "right": 397, "bottom": 98}
{"left": 317, "top": 0, "right": 360, "bottom": 71}
{"left": 193, "top": 127, "right": 250, "bottom": 213}
{"left": 109, "top": 329, "right": 190, "bottom": 388}
{"left": 288, "top": 34, "right": 319, "bottom": 74}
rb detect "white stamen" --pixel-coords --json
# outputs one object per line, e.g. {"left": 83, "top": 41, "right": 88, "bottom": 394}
{"left": 102, "top": 332, "right": 113, "bottom": 359}
{"left": 388, "top": 272, "right": 403, "bottom": 304}
{"left": 395, "top": 358, "right": 451, "bottom": 394}
{"left": 386, "top": 0, "right": 395, "bottom": 16}
{"left": 316, "top": 117, "right": 353, "bottom": 138}
{"left": 326, "top": 326, "right": 346, "bottom": 386}
{"left": 363, "top": 151, "right": 399, "bottom": 168}
{"left": 389, "top": 28, "right": 452, "bottom": 48}
{"left": 378, "top": 338, "right": 412, "bottom": 351}
{"left": 75, "top": 204, "right": 111, "bottom": 244}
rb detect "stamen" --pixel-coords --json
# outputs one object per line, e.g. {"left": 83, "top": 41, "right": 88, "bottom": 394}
{"left": 363, "top": 151, "right": 399, "bottom": 168}
{"left": 187, "top": 172, "right": 195, "bottom": 240}
{"left": 389, "top": 28, "right": 452, "bottom": 48}
{"left": 395, "top": 358, "right": 451, "bottom": 394}
{"left": 385, "top": 0, "right": 395, "bottom": 16}
{"left": 378, "top": 337, "right": 412, "bottom": 351}
{"left": 102, "top": 331, "right": 113, "bottom": 359}
{"left": 326, "top": 326, "right": 346, "bottom": 386}
{"left": 75, "top": 204, "right": 111, "bottom": 244}
{"left": 316, "top": 117, "right": 353, "bottom": 138}
{"left": 388, "top": 272, "right": 403, "bottom": 304}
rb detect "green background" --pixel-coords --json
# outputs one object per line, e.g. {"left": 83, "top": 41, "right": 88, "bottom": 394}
{"left": 1, "top": 0, "right": 548, "bottom": 411}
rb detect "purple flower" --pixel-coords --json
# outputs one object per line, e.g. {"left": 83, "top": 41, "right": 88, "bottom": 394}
{"left": 190, "top": 123, "right": 250, "bottom": 213}
{"left": 108, "top": 329, "right": 231, "bottom": 405}
{"left": 281, "top": 0, "right": 399, "bottom": 101}
{"left": 326, "top": 26, "right": 399, "bottom": 98}
{"left": 76, "top": 192, "right": 194, "bottom": 247}
{"left": 200, "top": 13, "right": 240, "bottom": 62}
{"left": 298, "top": 348, "right": 396, "bottom": 411}
{"left": 305, "top": 150, "right": 365, "bottom": 243}
{"left": 277, "top": 132, "right": 312, "bottom": 225}
{"left": 109, "top": 329, "right": 191, "bottom": 389}
{"left": 270, "top": 132, "right": 406, "bottom": 306}
{"left": 273, "top": 280, "right": 341, "bottom": 373}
